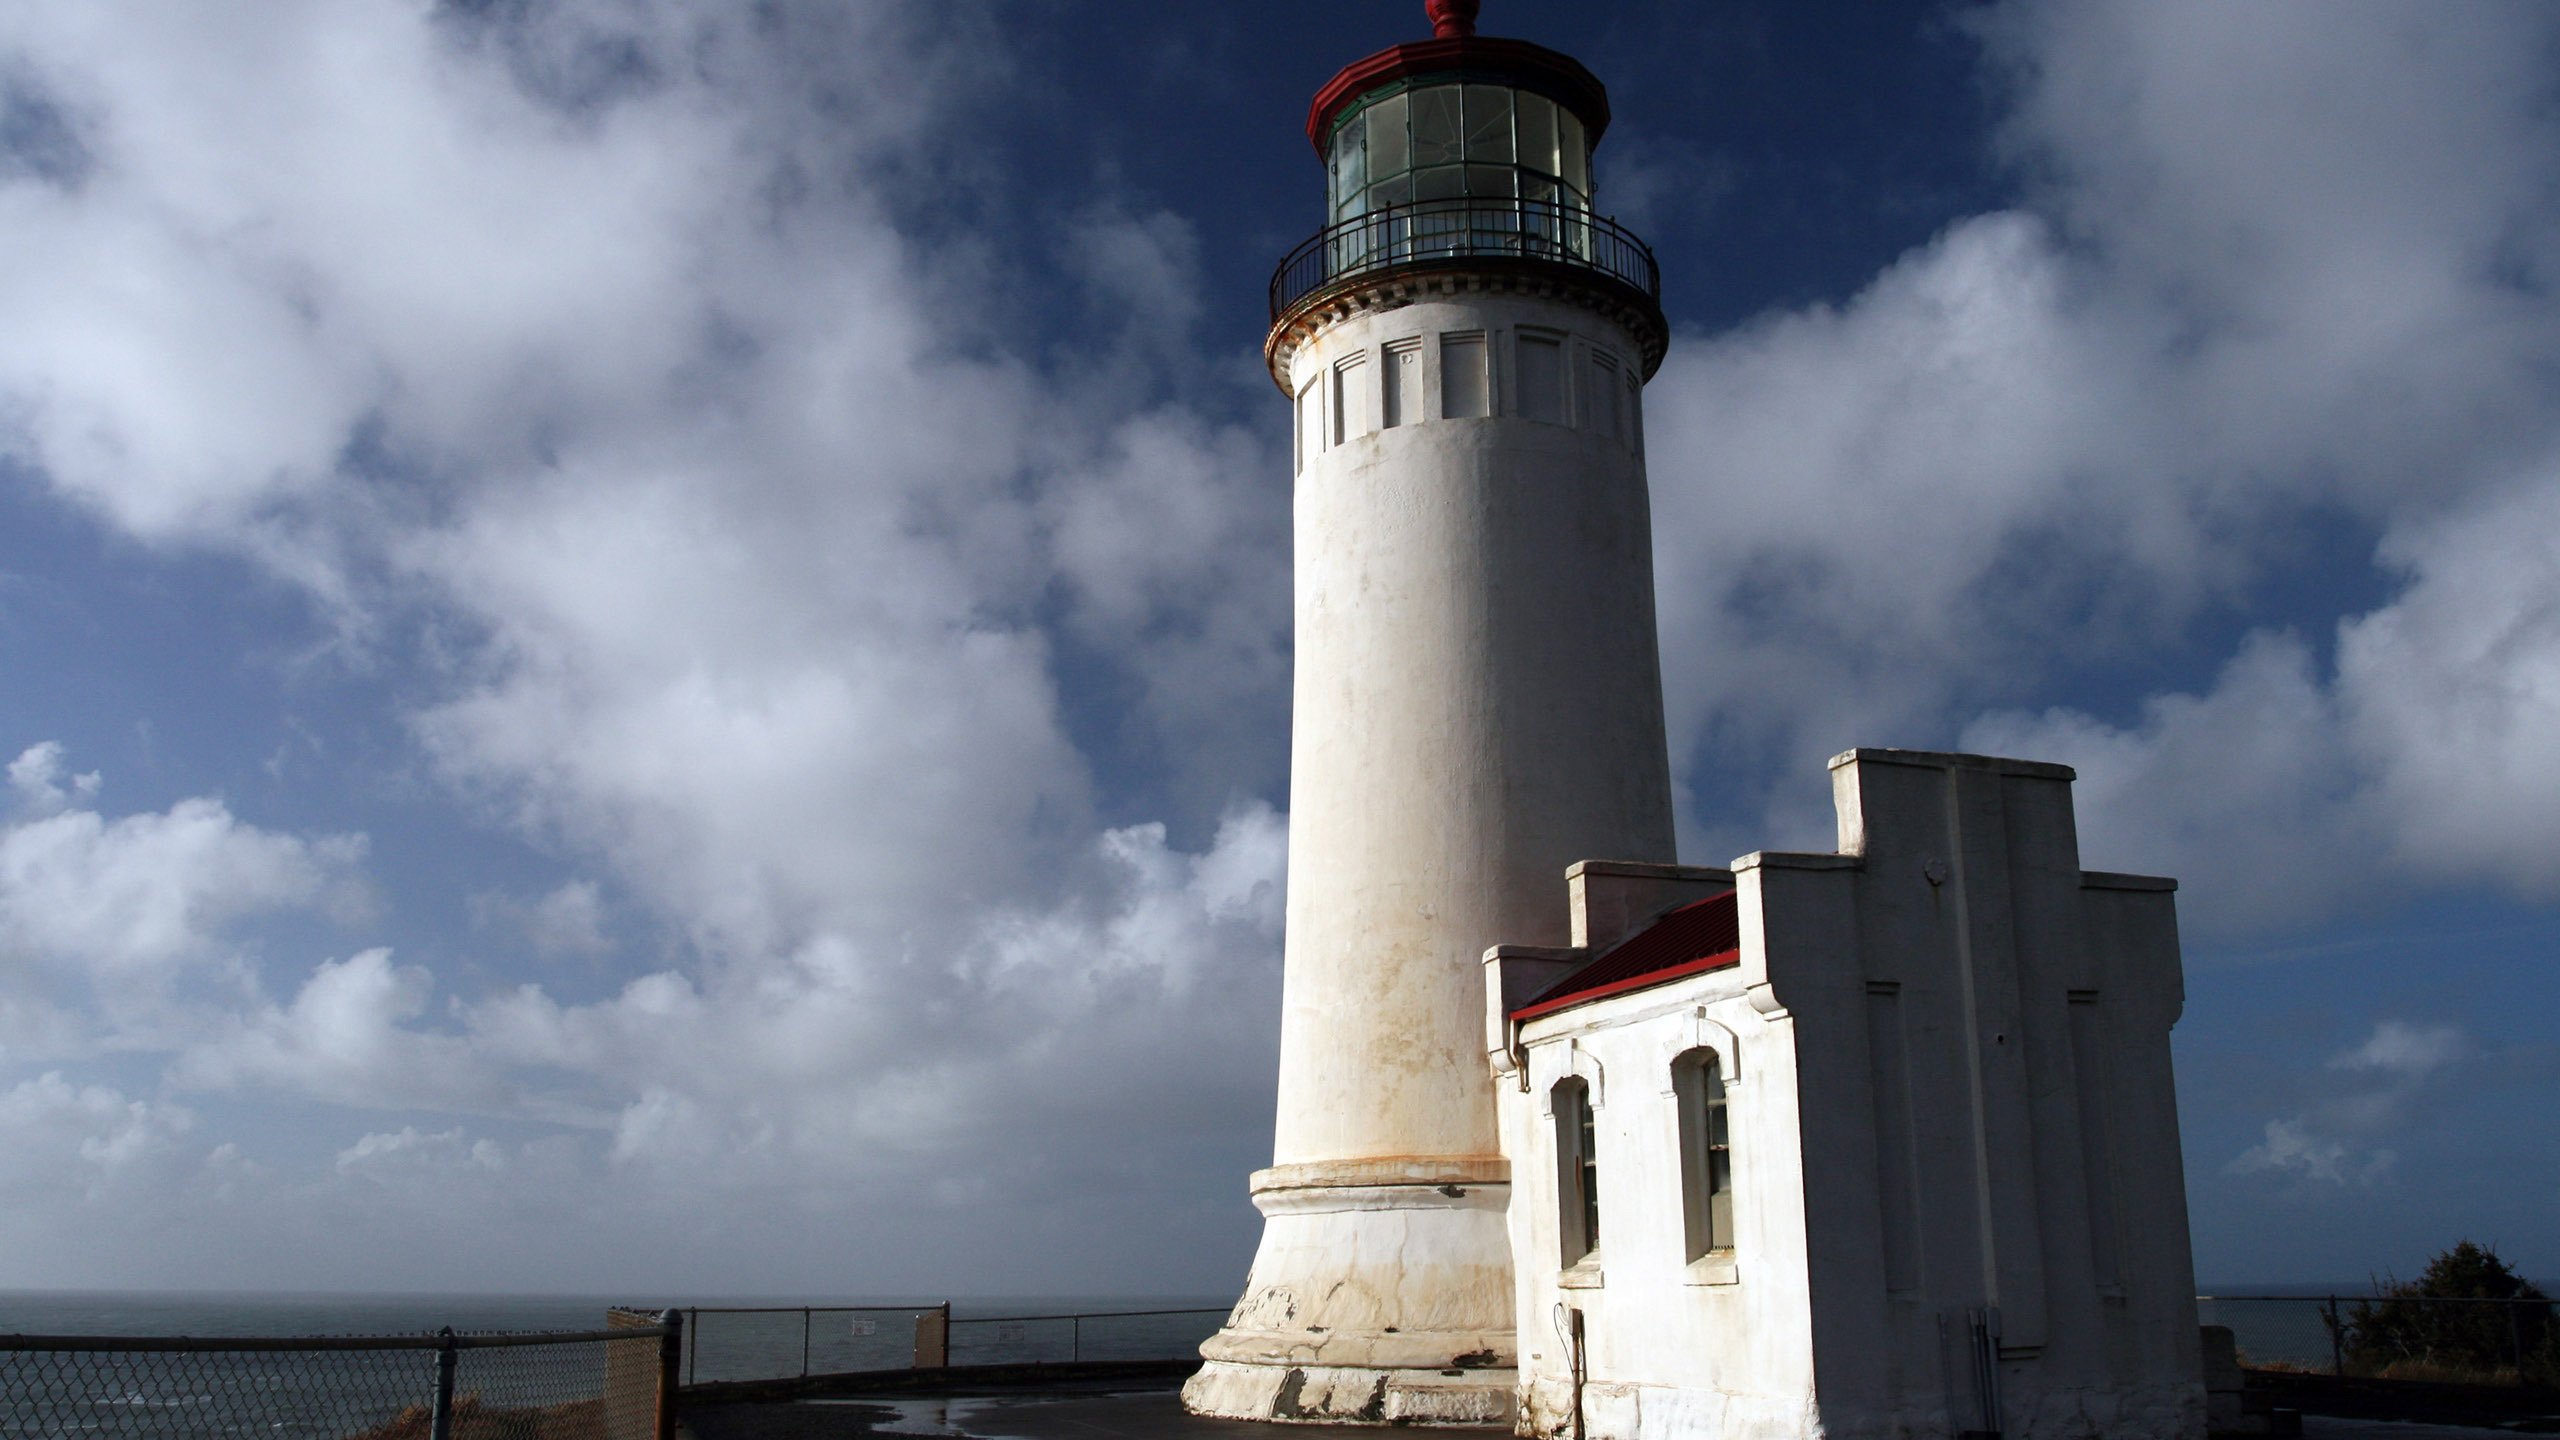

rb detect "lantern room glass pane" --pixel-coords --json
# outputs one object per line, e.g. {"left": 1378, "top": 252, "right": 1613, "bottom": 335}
{"left": 1517, "top": 93, "right": 1558, "bottom": 178}
{"left": 1411, "top": 86, "right": 1464, "bottom": 168}
{"left": 1369, "top": 93, "right": 1409, "bottom": 182}
{"left": 1464, "top": 84, "right": 1514, "bottom": 164}
{"left": 1333, "top": 111, "right": 1366, "bottom": 217}
{"left": 1413, "top": 165, "right": 1465, "bottom": 202}
{"left": 1559, "top": 108, "right": 1589, "bottom": 200}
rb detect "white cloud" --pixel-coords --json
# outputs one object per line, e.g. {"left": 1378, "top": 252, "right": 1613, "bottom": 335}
{"left": 0, "top": 746, "right": 368, "bottom": 984}
{"left": 2332, "top": 1020, "right": 2470, "bottom": 1080}
{"left": 1648, "top": 0, "right": 2560, "bottom": 927}
{"left": 335, "top": 1125, "right": 506, "bottom": 1182}
{"left": 0, "top": 1071, "right": 195, "bottom": 1200}
{"left": 474, "top": 879, "right": 613, "bottom": 960}
{"left": 2229, "top": 1118, "right": 2393, "bottom": 1189}
{"left": 2, "top": 0, "right": 2557, "bottom": 1291}
{"left": 6, "top": 740, "right": 98, "bottom": 813}
{"left": 2227, "top": 1019, "right": 2475, "bottom": 1190}
{"left": 172, "top": 948, "right": 505, "bottom": 1114}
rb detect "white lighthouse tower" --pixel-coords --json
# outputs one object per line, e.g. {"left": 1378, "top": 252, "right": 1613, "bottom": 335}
{"left": 1187, "top": 1, "right": 1677, "bottom": 1423}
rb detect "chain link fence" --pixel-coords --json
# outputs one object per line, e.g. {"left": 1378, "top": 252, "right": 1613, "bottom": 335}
{"left": 1, "top": 1312, "right": 678, "bottom": 1440}
{"left": 2201, "top": 1294, "right": 2559, "bottom": 1385}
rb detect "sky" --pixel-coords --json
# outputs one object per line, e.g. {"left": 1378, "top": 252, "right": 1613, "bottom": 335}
{"left": 1, "top": 0, "right": 2556, "bottom": 1298}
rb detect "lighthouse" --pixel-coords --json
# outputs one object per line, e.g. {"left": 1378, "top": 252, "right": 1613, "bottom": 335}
{"left": 1187, "top": 1, "right": 1678, "bottom": 1423}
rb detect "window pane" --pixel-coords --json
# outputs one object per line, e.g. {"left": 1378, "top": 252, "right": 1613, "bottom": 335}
{"left": 1334, "top": 356, "right": 1370, "bottom": 444}
{"left": 1518, "top": 334, "right": 1565, "bottom": 423}
{"left": 1559, "top": 109, "right": 1588, "bottom": 199}
{"left": 1369, "top": 93, "right": 1409, "bottom": 182}
{"left": 1464, "top": 84, "right": 1514, "bottom": 164}
{"left": 1411, "top": 85, "right": 1463, "bottom": 167}
{"left": 1412, "top": 165, "right": 1466, "bottom": 202}
{"left": 1384, "top": 341, "right": 1421, "bottom": 428}
{"left": 1464, "top": 164, "right": 1515, "bottom": 199}
{"left": 1517, "top": 93, "right": 1557, "bottom": 177}
{"left": 1442, "top": 333, "right": 1487, "bottom": 418}
{"left": 1333, "top": 112, "right": 1366, "bottom": 214}
{"left": 1369, "top": 173, "right": 1411, "bottom": 211}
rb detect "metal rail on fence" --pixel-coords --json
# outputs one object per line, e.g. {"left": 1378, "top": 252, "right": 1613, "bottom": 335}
{"left": 0, "top": 1311, "right": 680, "bottom": 1440}
{"left": 675, "top": 1304, "right": 1229, "bottom": 1386}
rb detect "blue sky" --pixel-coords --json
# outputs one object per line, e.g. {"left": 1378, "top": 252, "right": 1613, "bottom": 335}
{"left": 1, "top": 0, "right": 2556, "bottom": 1297}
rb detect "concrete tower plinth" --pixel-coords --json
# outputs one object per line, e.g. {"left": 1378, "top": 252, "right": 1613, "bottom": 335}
{"left": 1187, "top": 5, "right": 1676, "bottom": 1422}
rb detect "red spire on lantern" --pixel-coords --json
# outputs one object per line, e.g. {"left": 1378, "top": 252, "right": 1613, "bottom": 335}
{"left": 1427, "top": 0, "right": 1480, "bottom": 39}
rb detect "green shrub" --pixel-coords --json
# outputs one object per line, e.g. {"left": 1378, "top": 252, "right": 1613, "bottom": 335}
{"left": 2343, "top": 1241, "right": 2556, "bottom": 1386}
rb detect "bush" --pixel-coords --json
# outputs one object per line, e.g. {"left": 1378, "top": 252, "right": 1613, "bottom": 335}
{"left": 2342, "top": 1241, "right": 2557, "bottom": 1386}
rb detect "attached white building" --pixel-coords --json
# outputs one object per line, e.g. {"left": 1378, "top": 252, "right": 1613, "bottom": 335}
{"left": 1484, "top": 750, "right": 2205, "bottom": 1440}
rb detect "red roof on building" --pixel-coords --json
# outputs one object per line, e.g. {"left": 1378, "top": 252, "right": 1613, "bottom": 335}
{"left": 1510, "top": 890, "right": 1741, "bottom": 1022}
{"left": 1305, "top": 36, "right": 1612, "bottom": 155}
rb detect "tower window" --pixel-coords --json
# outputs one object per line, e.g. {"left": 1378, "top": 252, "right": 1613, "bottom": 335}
{"left": 1441, "top": 333, "right": 1488, "bottom": 419}
{"left": 1554, "top": 1077, "right": 1599, "bottom": 1265}
{"left": 1674, "top": 1049, "right": 1733, "bottom": 1260}
{"left": 1517, "top": 333, "right": 1565, "bottom": 425}
{"left": 1333, "top": 354, "right": 1372, "bottom": 444}
{"left": 1384, "top": 340, "right": 1423, "bottom": 428}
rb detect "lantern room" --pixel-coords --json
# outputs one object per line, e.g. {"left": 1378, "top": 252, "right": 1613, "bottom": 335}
{"left": 1270, "top": 0, "right": 1662, "bottom": 377}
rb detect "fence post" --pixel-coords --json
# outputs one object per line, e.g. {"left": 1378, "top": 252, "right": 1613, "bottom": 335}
{"left": 431, "top": 1327, "right": 458, "bottom": 1440}
{"left": 2325, "top": 1297, "right": 2344, "bottom": 1378}
{"left": 686, "top": 1309, "right": 697, "bottom": 1388}
{"left": 913, "top": 1303, "right": 949, "bottom": 1370}
{"left": 2513, "top": 1300, "right": 2530, "bottom": 1381}
{"left": 657, "top": 1309, "right": 683, "bottom": 1440}
{"left": 803, "top": 1307, "right": 812, "bottom": 1378}
{"left": 1072, "top": 1314, "right": 1081, "bottom": 1364}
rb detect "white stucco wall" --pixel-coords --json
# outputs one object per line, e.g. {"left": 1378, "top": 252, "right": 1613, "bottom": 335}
{"left": 1491, "top": 751, "right": 2207, "bottom": 1440}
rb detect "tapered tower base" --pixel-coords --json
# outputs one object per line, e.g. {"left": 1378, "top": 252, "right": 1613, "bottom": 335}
{"left": 1184, "top": 1159, "right": 1517, "bottom": 1426}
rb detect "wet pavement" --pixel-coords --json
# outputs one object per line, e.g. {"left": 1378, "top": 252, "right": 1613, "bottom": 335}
{"left": 680, "top": 1384, "right": 1502, "bottom": 1440}
{"left": 681, "top": 1383, "right": 2536, "bottom": 1440}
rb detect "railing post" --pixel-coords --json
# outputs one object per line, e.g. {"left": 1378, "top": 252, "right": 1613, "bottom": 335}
{"left": 656, "top": 1309, "right": 683, "bottom": 1440}
{"left": 1072, "top": 1314, "right": 1081, "bottom": 1364}
{"left": 802, "top": 1307, "right": 812, "bottom": 1378}
{"left": 686, "top": 1309, "right": 697, "bottom": 1388}
{"left": 430, "top": 1327, "right": 458, "bottom": 1440}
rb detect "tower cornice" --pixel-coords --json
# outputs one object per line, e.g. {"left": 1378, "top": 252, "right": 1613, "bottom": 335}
{"left": 1266, "top": 258, "right": 1668, "bottom": 394}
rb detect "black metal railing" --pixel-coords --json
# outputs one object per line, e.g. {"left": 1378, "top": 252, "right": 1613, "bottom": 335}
{"left": 678, "top": 1305, "right": 938, "bottom": 1387}
{"left": 946, "top": 1307, "right": 1227, "bottom": 1368}
{"left": 1271, "top": 197, "right": 1660, "bottom": 322}
{"left": 0, "top": 1312, "right": 681, "bottom": 1440}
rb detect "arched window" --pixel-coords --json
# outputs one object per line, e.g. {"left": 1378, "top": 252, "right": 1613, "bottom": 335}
{"left": 1553, "top": 1076, "right": 1599, "bottom": 1265}
{"left": 1674, "top": 1049, "right": 1732, "bottom": 1261}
